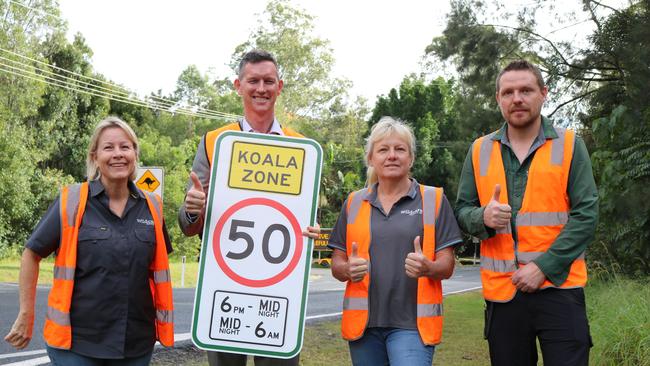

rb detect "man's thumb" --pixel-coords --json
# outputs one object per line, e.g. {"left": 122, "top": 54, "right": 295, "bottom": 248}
{"left": 413, "top": 236, "right": 422, "bottom": 254}
{"left": 190, "top": 172, "right": 203, "bottom": 192}
{"left": 492, "top": 184, "right": 501, "bottom": 202}
{"left": 351, "top": 242, "right": 359, "bottom": 257}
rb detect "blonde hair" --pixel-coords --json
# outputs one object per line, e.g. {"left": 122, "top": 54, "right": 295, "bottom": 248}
{"left": 365, "top": 116, "right": 416, "bottom": 186}
{"left": 86, "top": 116, "right": 139, "bottom": 181}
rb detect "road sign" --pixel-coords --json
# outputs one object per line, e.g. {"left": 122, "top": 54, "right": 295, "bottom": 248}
{"left": 192, "top": 131, "right": 322, "bottom": 359}
{"left": 135, "top": 167, "right": 164, "bottom": 198}
{"left": 313, "top": 228, "right": 332, "bottom": 251}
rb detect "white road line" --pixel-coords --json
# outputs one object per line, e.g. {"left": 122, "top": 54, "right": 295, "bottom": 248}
{"left": 306, "top": 312, "right": 342, "bottom": 320}
{"left": 1, "top": 355, "right": 50, "bottom": 366}
{"left": 0, "top": 350, "right": 46, "bottom": 360}
{"left": 313, "top": 287, "right": 345, "bottom": 293}
{"left": 444, "top": 286, "right": 483, "bottom": 295}
{"left": 174, "top": 333, "right": 191, "bottom": 342}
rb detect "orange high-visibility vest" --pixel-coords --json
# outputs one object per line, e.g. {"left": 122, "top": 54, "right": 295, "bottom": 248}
{"left": 43, "top": 182, "right": 174, "bottom": 349}
{"left": 471, "top": 127, "right": 587, "bottom": 303}
{"left": 341, "top": 185, "right": 444, "bottom": 345}
{"left": 205, "top": 122, "right": 303, "bottom": 167}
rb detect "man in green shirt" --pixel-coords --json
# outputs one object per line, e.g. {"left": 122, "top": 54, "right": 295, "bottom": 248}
{"left": 455, "top": 60, "right": 598, "bottom": 366}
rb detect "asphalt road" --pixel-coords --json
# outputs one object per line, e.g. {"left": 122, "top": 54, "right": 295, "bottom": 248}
{"left": 0, "top": 266, "right": 481, "bottom": 365}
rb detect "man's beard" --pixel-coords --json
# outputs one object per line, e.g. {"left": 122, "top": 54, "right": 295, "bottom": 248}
{"left": 507, "top": 109, "right": 540, "bottom": 130}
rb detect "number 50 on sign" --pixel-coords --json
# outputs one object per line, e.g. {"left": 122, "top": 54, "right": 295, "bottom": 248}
{"left": 192, "top": 131, "right": 322, "bottom": 359}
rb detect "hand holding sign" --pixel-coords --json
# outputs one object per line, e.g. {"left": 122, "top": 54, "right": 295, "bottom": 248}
{"left": 185, "top": 171, "right": 206, "bottom": 215}
{"left": 405, "top": 236, "right": 430, "bottom": 278}
{"left": 302, "top": 222, "right": 320, "bottom": 240}
{"left": 347, "top": 242, "right": 369, "bottom": 283}
{"left": 483, "top": 184, "right": 512, "bottom": 230}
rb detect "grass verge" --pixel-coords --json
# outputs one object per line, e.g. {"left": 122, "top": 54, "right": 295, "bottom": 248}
{"left": 0, "top": 258, "right": 200, "bottom": 288}
{"left": 156, "top": 279, "right": 650, "bottom": 365}
{"left": 151, "top": 292, "right": 489, "bottom": 366}
{"left": 587, "top": 276, "right": 650, "bottom": 366}
{"left": 434, "top": 291, "right": 489, "bottom": 365}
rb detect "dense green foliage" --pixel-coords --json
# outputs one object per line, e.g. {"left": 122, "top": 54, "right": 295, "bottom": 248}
{"left": 586, "top": 2, "right": 650, "bottom": 276}
{"left": 370, "top": 76, "right": 460, "bottom": 196}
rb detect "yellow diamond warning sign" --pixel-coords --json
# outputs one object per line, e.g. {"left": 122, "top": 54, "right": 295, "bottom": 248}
{"left": 228, "top": 141, "right": 305, "bottom": 195}
{"left": 136, "top": 169, "right": 160, "bottom": 192}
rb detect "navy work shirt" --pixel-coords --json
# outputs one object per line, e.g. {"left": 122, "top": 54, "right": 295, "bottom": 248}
{"left": 27, "top": 180, "right": 172, "bottom": 359}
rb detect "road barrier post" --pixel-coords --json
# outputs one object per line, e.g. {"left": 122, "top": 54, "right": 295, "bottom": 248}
{"left": 181, "top": 256, "right": 186, "bottom": 288}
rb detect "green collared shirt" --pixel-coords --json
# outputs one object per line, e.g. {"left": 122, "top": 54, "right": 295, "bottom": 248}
{"left": 454, "top": 117, "right": 598, "bottom": 286}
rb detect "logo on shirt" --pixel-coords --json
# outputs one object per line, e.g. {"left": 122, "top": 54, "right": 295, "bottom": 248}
{"left": 400, "top": 208, "right": 422, "bottom": 216}
{"left": 137, "top": 218, "right": 154, "bottom": 226}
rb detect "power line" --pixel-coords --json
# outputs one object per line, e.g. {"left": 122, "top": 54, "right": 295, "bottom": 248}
{"left": 3, "top": 1, "right": 241, "bottom": 120}
{"left": 0, "top": 55, "right": 207, "bottom": 119}
{"left": 0, "top": 61, "right": 237, "bottom": 120}
{"left": 0, "top": 60, "right": 218, "bottom": 120}
{"left": 7, "top": 0, "right": 61, "bottom": 21}
{"left": 0, "top": 47, "right": 237, "bottom": 118}
{"left": 0, "top": 47, "right": 241, "bottom": 120}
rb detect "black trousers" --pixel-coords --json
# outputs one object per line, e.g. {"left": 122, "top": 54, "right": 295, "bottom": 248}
{"left": 485, "top": 288, "right": 592, "bottom": 366}
{"left": 207, "top": 351, "right": 299, "bottom": 366}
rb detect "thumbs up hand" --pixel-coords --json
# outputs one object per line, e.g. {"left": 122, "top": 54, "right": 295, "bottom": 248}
{"left": 347, "top": 242, "right": 369, "bottom": 283}
{"left": 184, "top": 171, "right": 206, "bottom": 215}
{"left": 483, "top": 184, "right": 512, "bottom": 230}
{"left": 405, "top": 236, "right": 430, "bottom": 278}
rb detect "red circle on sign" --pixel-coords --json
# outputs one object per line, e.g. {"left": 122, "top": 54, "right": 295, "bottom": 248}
{"left": 212, "top": 198, "right": 304, "bottom": 287}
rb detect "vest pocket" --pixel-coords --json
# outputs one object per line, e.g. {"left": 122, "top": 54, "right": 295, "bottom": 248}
{"left": 77, "top": 226, "right": 111, "bottom": 244}
{"left": 76, "top": 226, "right": 112, "bottom": 276}
{"left": 135, "top": 228, "right": 155, "bottom": 246}
{"left": 134, "top": 228, "right": 155, "bottom": 264}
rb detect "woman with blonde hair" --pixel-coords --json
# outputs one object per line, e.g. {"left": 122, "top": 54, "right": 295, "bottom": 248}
{"left": 5, "top": 116, "right": 174, "bottom": 365}
{"left": 328, "top": 116, "right": 462, "bottom": 365}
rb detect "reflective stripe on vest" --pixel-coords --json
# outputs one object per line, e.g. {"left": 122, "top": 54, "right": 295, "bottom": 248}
{"left": 44, "top": 183, "right": 174, "bottom": 349}
{"left": 341, "top": 185, "right": 444, "bottom": 345}
{"left": 44, "top": 183, "right": 88, "bottom": 350}
{"left": 143, "top": 191, "right": 175, "bottom": 347}
{"left": 472, "top": 127, "right": 585, "bottom": 303}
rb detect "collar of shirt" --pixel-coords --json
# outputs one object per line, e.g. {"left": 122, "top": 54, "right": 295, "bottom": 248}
{"left": 491, "top": 116, "right": 559, "bottom": 154}
{"left": 491, "top": 116, "right": 558, "bottom": 143}
{"left": 88, "top": 179, "right": 144, "bottom": 200}
{"left": 240, "top": 117, "right": 284, "bottom": 135}
{"left": 364, "top": 178, "right": 419, "bottom": 205}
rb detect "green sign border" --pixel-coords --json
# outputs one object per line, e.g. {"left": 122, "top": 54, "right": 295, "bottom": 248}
{"left": 191, "top": 131, "right": 322, "bottom": 358}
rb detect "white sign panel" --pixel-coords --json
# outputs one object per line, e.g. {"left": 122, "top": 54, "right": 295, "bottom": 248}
{"left": 192, "top": 131, "right": 322, "bottom": 359}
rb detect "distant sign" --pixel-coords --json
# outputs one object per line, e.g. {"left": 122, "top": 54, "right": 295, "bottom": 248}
{"left": 313, "top": 228, "right": 332, "bottom": 251}
{"left": 135, "top": 167, "right": 164, "bottom": 198}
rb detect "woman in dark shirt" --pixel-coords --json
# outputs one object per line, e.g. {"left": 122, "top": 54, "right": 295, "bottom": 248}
{"left": 4, "top": 116, "right": 173, "bottom": 365}
{"left": 329, "top": 117, "right": 462, "bottom": 366}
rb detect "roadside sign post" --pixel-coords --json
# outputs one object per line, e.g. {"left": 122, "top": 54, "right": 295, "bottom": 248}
{"left": 181, "top": 256, "right": 186, "bottom": 288}
{"left": 192, "top": 131, "right": 322, "bottom": 359}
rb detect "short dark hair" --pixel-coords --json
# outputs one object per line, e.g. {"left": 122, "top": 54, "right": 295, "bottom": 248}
{"left": 495, "top": 60, "right": 545, "bottom": 92}
{"left": 237, "top": 49, "right": 279, "bottom": 79}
